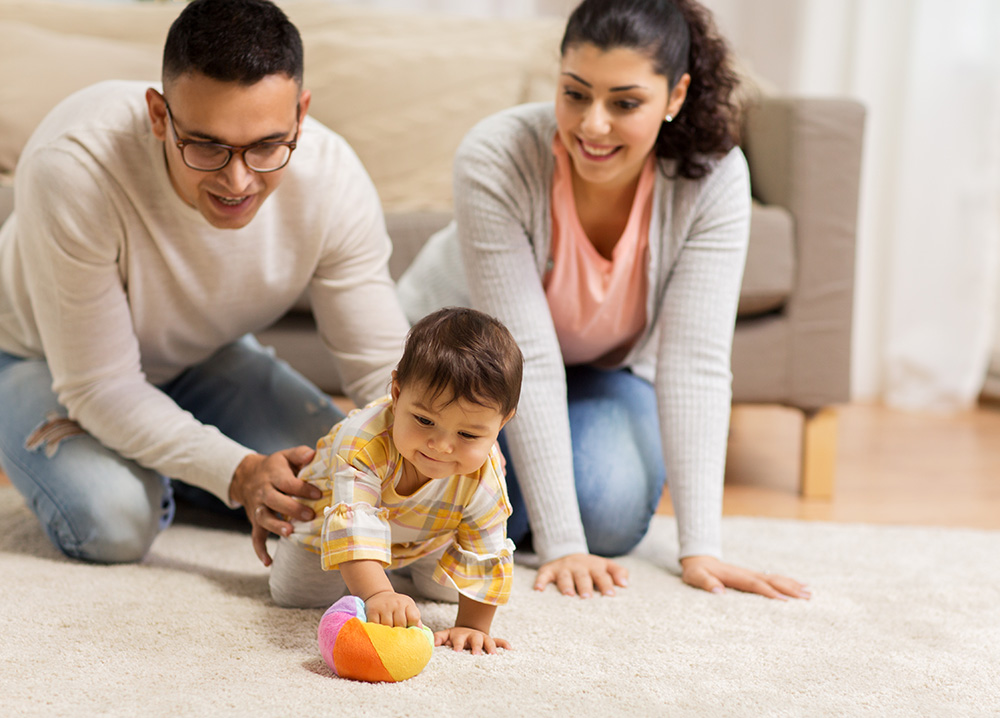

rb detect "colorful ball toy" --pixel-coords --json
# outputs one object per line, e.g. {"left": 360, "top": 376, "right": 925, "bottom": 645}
{"left": 317, "top": 596, "right": 434, "bottom": 682}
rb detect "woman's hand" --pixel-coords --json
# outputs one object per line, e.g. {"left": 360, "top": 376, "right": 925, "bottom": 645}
{"left": 680, "top": 555, "right": 811, "bottom": 600}
{"left": 534, "top": 553, "right": 629, "bottom": 598}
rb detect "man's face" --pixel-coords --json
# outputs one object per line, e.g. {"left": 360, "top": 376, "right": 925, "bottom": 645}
{"left": 146, "top": 73, "right": 310, "bottom": 229}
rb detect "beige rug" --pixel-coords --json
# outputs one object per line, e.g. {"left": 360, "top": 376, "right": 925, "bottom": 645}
{"left": 1, "top": 486, "right": 998, "bottom": 717}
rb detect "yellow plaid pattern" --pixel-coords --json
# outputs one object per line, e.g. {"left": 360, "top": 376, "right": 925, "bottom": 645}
{"left": 292, "top": 396, "right": 514, "bottom": 606}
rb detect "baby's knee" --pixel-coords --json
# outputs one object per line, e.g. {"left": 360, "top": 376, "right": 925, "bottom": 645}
{"left": 269, "top": 576, "right": 315, "bottom": 609}
{"left": 270, "top": 578, "right": 347, "bottom": 609}
{"left": 269, "top": 539, "right": 346, "bottom": 608}
{"left": 409, "top": 563, "right": 458, "bottom": 603}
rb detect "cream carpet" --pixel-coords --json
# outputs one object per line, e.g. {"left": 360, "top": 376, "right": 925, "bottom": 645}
{"left": 1, "top": 486, "right": 998, "bottom": 718}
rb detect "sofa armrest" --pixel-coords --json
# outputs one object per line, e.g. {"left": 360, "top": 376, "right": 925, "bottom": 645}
{"left": 741, "top": 96, "right": 866, "bottom": 409}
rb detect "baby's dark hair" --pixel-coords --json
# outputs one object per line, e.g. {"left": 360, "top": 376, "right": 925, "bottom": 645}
{"left": 395, "top": 308, "right": 523, "bottom": 418}
{"left": 561, "top": 0, "right": 741, "bottom": 179}
{"left": 162, "top": 0, "right": 304, "bottom": 87}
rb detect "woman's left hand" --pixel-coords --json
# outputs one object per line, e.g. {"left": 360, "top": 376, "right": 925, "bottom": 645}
{"left": 680, "top": 555, "right": 811, "bottom": 600}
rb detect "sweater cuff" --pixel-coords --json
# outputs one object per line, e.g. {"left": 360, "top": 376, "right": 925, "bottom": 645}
{"left": 204, "top": 443, "right": 257, "bottom": 509}
{"left": 534, "top": 537, "right": 590, "bottom": 566}
{"left": 677, "top": 540, "right": 722, "bottom": 562}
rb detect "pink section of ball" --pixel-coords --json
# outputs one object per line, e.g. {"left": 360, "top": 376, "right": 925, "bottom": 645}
{"left": 318, "top": 595, "right": 366, "bottom": 668}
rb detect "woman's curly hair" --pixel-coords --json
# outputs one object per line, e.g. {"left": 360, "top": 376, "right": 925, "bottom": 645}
{"left": 561, "top": 0, "right": 741, "bottom": 180}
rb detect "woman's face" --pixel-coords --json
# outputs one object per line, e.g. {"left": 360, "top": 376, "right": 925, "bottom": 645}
{"left": 555, "top": 43, "right": 684, "bottom": 193}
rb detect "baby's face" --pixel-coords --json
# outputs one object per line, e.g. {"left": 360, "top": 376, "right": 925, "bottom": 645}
{"left": 391, "top": 381, "right": 510, "bottom": 483}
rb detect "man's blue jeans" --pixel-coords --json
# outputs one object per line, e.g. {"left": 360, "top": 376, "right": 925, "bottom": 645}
{"left": 0, "top": 336, "right": 343, "bottom": 563}
{"left": 500, "top": 365, "right": 667, "bottom": 558}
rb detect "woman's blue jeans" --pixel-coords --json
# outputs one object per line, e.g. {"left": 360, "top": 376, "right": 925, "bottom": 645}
{"left": 0, "top": 336, "right": 343, "bottom": 564}
{"left": 500, "top": 365, "right": 667, "bottom": 558}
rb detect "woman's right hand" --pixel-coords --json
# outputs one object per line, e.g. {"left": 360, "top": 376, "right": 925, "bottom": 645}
{"left": 534, "top": 553, "right": 629, "bottom": 598}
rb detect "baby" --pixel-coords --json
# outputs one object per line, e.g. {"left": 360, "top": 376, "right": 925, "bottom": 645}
{"left": 270, "top": 307, "right": 523, "bottom": 654}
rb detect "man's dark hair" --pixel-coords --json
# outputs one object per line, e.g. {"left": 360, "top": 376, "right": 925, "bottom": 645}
{"left": 162, "top": 0, "right": 304, "bottom": 86}
{"left": 396, "top": 308, "right": 523, "bottom": 418}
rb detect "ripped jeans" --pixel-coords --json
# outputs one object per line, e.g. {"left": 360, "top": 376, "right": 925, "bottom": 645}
{"left": 0, "top": 336, "right": 343, "bottom": 564}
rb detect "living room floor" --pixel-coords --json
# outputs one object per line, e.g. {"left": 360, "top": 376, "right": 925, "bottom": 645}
{"left": 685, "top": 401, "right": 1000, "bottom": 530}
{"left": 2, "top": 401, "right": 998, "bottom": 531}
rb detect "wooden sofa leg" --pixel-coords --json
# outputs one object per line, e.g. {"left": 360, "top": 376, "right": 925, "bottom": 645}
{"left": 800, "top": 407, "right": 838, "bottom": 499}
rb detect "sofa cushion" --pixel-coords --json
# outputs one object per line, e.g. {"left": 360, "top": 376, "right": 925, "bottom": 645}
{"left": 0, "top": 0, "right": 181, "bottom": 44}
{"left": 286, "top": 205, "right": 795, "bottom": 318}
{"left": 382, "top": 208, "right": 796, "bottom": 319}
{"left": 385, "top": 212, "right": 453, "bottom": 280}
{"left": 297, "top": 13, "right": 560, "bottom": 212}
{"left": 0, "top": 20, "right": 161, "bottom": 179}
{"left": 739, "top": 202, "right": 795, "bottom": 317}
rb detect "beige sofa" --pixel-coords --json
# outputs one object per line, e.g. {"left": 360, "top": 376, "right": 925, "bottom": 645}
{"left": 0, "top": 0, "right": 864, "bottom": 497}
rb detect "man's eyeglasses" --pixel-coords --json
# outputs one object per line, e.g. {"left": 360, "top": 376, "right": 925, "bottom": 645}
{"left": 163, "top": 99, "right": 299, "bottom": 173}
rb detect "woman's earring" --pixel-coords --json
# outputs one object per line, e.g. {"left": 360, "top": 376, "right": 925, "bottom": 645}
{"left": 664, "top": 114, "right": 674, "bottom": 123}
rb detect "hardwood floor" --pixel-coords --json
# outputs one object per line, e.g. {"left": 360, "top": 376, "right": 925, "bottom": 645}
{"left": 657, "top": 401, "right": 1000, "bottom": 530}
{"left": 2, "top": 402, "right": 999, "bottom": 530}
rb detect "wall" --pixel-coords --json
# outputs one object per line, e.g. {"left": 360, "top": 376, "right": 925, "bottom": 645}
{"left": 705, "top": 0, "right": 1000, "bottom": 408}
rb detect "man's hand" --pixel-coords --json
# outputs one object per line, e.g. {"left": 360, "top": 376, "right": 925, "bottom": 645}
{"left": 680, "top": 555, "right": 812, "bottom": 600}
{"left": 534, "top": 553, "right": 629, "bottom": 598}
{"left": 229, "top": 446, "right": 321, "bottom": 566}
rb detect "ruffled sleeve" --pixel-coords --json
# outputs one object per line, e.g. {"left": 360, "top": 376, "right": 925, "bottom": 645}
{"left": 434, "top": 537, "right": 515, "bottom": 606}
{"left": 297, "top": 405, "right": 397, "bottom": 569}
{"left": 321, "top": 500, "right": 392, "bottom": 570}
{"left": 432, "top": 447, "right": 515, "bottom": 605}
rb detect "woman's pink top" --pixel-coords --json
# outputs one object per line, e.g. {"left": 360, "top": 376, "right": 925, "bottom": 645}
{"left": 544, "top": 136, "right": 656, "bottom": 366}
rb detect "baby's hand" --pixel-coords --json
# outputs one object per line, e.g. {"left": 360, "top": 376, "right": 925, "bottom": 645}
{"left": 364, "top": 590, "right": 422, "bottom": 628}
{"left": 434, "top": 626, "right": 511, "bottom": 655}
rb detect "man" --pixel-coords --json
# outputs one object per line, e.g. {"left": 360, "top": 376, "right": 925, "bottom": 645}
{"left": 0, "top": 0, "right": 409, "bottom": 566}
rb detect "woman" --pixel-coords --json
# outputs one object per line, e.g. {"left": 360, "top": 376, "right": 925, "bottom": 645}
{"left": 398, "top": 0, "right": 808, "bottom": 601}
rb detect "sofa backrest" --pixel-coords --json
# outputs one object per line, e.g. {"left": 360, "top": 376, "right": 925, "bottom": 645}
{"left": 0, "top": 0, "right": 563, "bottom": 212}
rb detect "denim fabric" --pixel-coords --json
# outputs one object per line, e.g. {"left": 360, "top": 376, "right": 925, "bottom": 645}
{"left": 501, "top": 364, "right": 666, "bottom": 558}
{"left": 0, "top": 336, "right": 343, "bottom": 563}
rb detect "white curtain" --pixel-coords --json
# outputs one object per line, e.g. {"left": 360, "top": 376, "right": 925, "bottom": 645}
{"left": 875, "top": 0, "right": 1000, "bottom": 409}
{"left": 705, "top": 0, "right": 1000, "bottom": 410}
